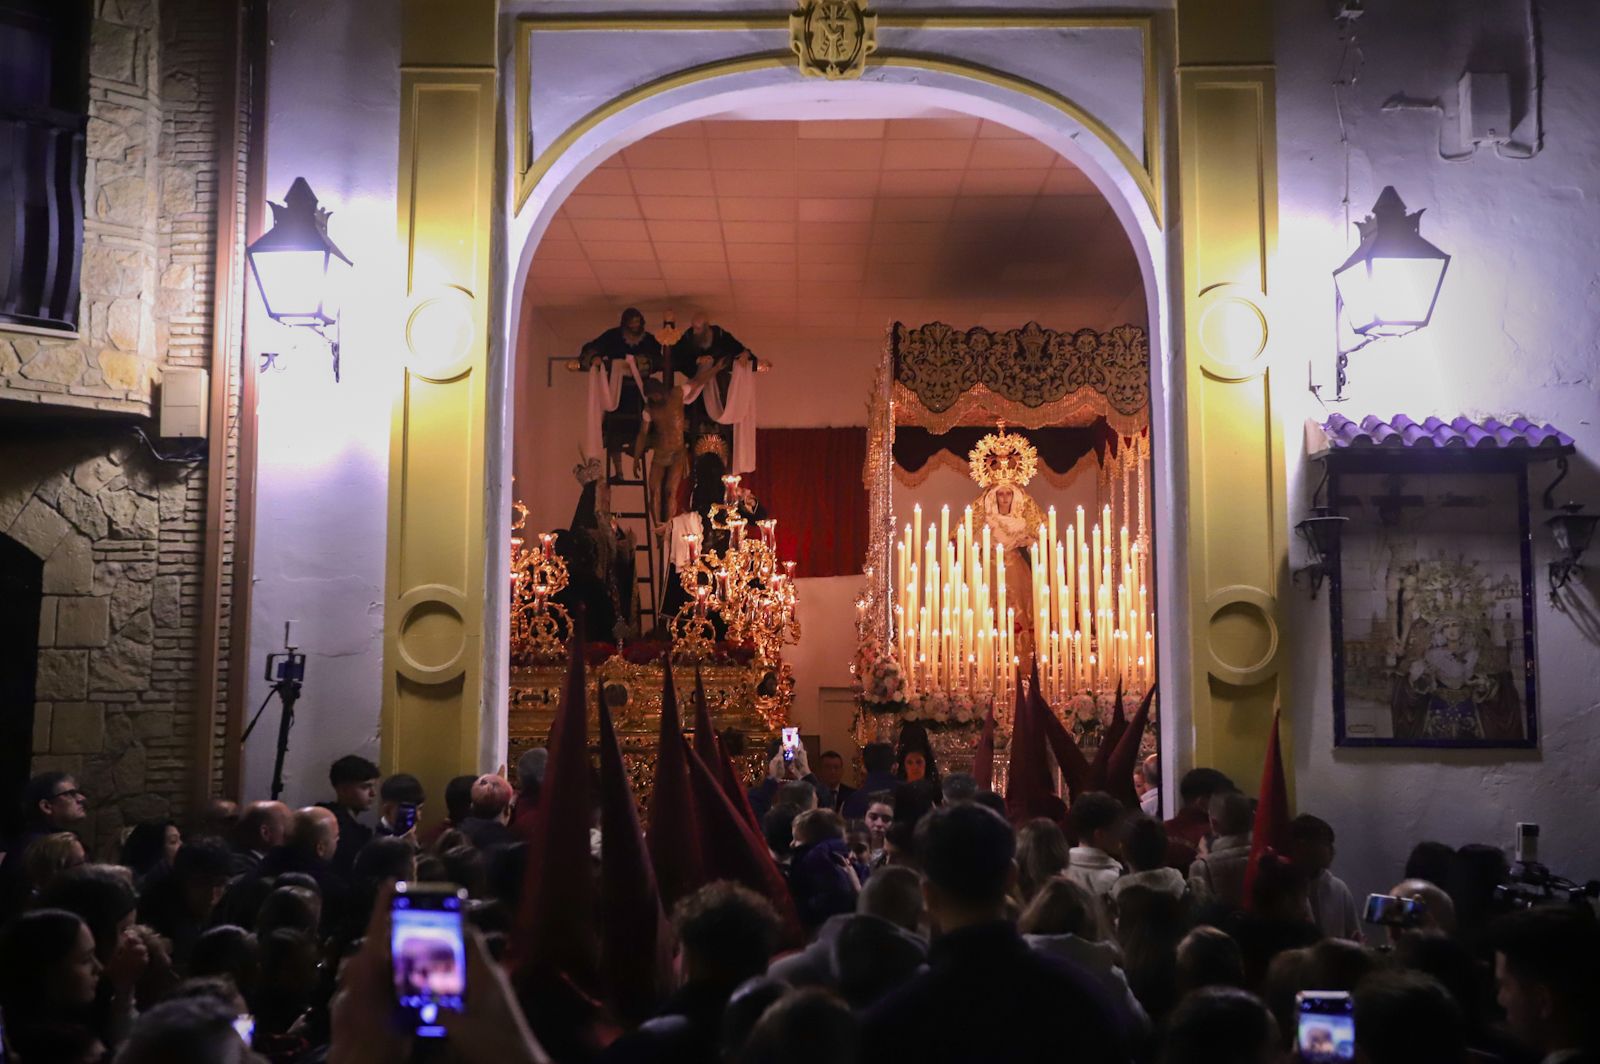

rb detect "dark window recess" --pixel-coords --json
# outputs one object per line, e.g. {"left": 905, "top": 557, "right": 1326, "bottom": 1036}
{"left": 0, "top": 1, "right": 89, "bottom": 333}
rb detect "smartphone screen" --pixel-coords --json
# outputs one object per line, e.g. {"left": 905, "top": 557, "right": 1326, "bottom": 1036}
{"left": 232, "top": 1014, "right": 255, "bottom": 1046}
{"left": 392, "top": 882, "right": 468, "bottom": 1039}
{"left": 396, "top": 802, "right": 419, "bottom": 834}
{"left": 1296, "top": 991, "right": 1355, "bottom": 1062}
{"left": 781, "top": 726, "right": 800, "bottom": 762}
{"left": 1362, "top": 893, "right": 1421, "bottom": 926}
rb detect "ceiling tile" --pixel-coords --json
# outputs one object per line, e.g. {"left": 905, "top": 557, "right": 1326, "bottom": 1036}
{"left": 532, "top": 239, "right": 588, "bottom": 261}
{"left": 629, "top": 169, "right": 715, "bottom": 196}
{"left": 722, "top": 219, "right": 797, "bottom": 244}
{"left": 562, "top": 194, "right": 643, "bottom": 220}
{"left": 646, "top": 219, "right": 714, "bottom": 243}
{"left": 727, "top": 260, "right": 798, "bottom": 282}
{"left": 639, "top": 196, "right": 720, "bottom": 220}
{"left": 884, "top": 138, "right": 973, "bottom": 170}
{"left": 648, "top": 120, "right": 706, "bottom": 139}
{"left": 703, "top": 120, "right": 797, "bottom": 139}
{"left": 968, "top": 139, "right": 1061, "bottom": 169}
{"left": 529, "top": 256, "right": 594, "bottom": 280}
{"left": 570, "top": 218, "right": 650, "bottom": 242}
{"left": 798, "top": 261, "right": 866, "bottom": 283}
{"left": 654, "top": 241, "right": 728, "bottom": 263}
{"left": 797, "top": 243, "right": 864, "bottom": 265}
{"left": 534, "top": 277, "right": 607, "bottom": 298}
{"left": 581, "top": 241, "right": 658, "bottom": 262}
{"left": 977, "top": 119, "right": 1029, "bottom": 138}
{"left": 593, "top": 260, "right": 664, "bottom": 280}
{"left": 713, "top": 169, "right": 799, "bottom": 197}
{"left": 710, "top": 137, "right": 796, "bottom": 171}
{"left": 542, "top": 217, "right": 577, "bottom": 241}
{"left": 600, "top": 277, "right": 668, "bottom": 298}
{"left": 1042, "top": 167, "right": 1099, "bottom": 195}
{"left": 958, "top": 168, "right": 1048, "bottom": 196}
{"left": 796, "top": 119, "right": 885, "bottom": 140}
{"left": 574, "top": 169, "right": 636, "bottom": 195}
{"left": 797, "top": 280, "right": 867, "bottom": 301}
{"left": 622, "top": 138, "right": 710, "bottom": 169}
{"left": 727, "top": 243, "right": 797, "bottom": 264}
{"left": 798, "top": 197, "right": 875, "bottom": 223}
{"left": 659, "top": 260, "right": 731, "bottom": 281}
{"left": 950, "top": 196, "right": 1036, "bottom": 222}
{"left": 801, "top": 170, "right": 881, "bottom": 197}
{"left": 797, "top": 139, "right": 884, "bottom": 170}
{"left": 875, "top": 196, "right": 955, "bottom": 222}
{"left": 877, "top": 170, "right": 964, "bottom": 196}
{"left": 884, "top": 116, "right": 981, "bottom": 139}
{"left": 720, "top": 197, "right": 797, "bottom": 222}
{"left": 871, "top": 220, "right": 946, "bottom": 244}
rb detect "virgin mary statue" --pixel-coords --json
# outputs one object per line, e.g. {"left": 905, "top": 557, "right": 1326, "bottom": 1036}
{"left": 970, "top": 424, "right": 1046, "bottom": 661}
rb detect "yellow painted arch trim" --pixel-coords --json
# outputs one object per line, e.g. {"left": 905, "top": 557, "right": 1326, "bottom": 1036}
{"left": 513, "top": 51, "right": 1161, "bottom": 226}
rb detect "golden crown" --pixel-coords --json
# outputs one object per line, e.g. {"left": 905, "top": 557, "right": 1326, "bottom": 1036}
{"left": 968, "top": 421, "right": 1038, "bottom": 488}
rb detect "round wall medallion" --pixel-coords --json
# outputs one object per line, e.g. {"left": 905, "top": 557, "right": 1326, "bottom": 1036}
{"left": 1195, "top": 285, "right": 1270, "bottom": 382}
{"left": 1204, "top": 585, "right": 1281, "bottom": 685}
{"left": 395, "top": 586, "right": 467, "bottom": 681}
{"left": 404, "top": 285, "right": 476, "bottom": 380}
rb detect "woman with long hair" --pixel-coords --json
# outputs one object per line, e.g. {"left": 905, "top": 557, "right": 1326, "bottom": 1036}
{"left": 119, "top": 819, "right": 181, "bottom": 886}
{"left": 0, "top": 908, "right": 105, "bottom": 1059}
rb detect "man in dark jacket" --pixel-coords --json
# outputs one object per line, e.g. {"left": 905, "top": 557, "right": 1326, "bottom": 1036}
{"left": 315, "top": 754, "right": 379, "bottom": 875}
{"left": 862, "top": 803, "right": 1134, "bottom": 1063}
{"left": 841, "top": 743, "right": 897, "bottom": 820}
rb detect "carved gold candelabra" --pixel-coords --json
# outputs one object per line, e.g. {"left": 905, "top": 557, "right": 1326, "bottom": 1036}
{"left": 677, "top": 474, "right": 801, "bottom": 663}
{"left": 510, "top": 501, "right": 571, "bottom": 663}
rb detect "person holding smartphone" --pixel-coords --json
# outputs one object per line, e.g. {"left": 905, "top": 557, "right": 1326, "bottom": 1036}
{"left": 376, "top": 775, "right": 427, "bottom": 840}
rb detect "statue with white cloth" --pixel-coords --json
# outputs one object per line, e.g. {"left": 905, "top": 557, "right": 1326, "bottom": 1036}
{"left": 671, "top": 314, "right": 759, "bottom": 477}
{"left": 581, "top": 306, "right": 664, "bottom": 485}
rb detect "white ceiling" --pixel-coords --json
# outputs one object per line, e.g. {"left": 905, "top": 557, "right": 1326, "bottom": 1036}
{"left": 522, "top": 111, "right": 1146, "bottom": 360}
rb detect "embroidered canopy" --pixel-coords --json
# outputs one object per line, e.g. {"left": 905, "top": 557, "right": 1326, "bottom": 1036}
{"left": 891, "top": 320, "right": 1150, "bottom": 433}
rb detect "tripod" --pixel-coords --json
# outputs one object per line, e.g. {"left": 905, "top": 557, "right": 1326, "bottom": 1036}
{"left": 241, "top": 650, "right": 306, "bottom": 802}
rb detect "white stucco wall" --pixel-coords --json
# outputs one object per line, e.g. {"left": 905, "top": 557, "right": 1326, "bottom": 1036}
{"left": 1276, "top": 0, "right": 1600, "bottom": 900}
{"left": 241, "top": 0, "right": 400, "bottom": 805}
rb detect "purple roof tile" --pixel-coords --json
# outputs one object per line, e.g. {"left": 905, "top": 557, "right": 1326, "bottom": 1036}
{"left": 1317, "top": 414, "right": 1574, "bottom": 451}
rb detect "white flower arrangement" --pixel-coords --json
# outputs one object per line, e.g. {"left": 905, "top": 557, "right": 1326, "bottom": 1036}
{"left": 901, "top": 688, "right": 995, "bottom": 727}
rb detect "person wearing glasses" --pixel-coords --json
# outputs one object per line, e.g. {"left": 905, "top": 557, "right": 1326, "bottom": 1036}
{"left": 2, "top": 772, "right": 90, "bottom": 917}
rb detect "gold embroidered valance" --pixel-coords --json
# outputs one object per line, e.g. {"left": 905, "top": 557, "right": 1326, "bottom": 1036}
{"left": 891, "top": 321, "right": 1150, "bottom": 433}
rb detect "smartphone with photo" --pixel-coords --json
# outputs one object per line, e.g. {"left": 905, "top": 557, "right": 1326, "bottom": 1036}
{"left": 781, "top": 726, "right": 800, "bottom": 763}
{"left": 391, "top": 882, "right": 468, "bottom": 1039}
{"left": 1362, "top": 892, "right": 1423, "bottom": 927}
{"left": 395, "top": 802, "right": 419, "bottom": 835}
{"left": 1296, "top": 990, "right": 1355, "bottom": 1062}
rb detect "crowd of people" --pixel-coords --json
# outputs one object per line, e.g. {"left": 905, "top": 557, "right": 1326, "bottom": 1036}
{"left": 0, "top": 717, "right": 1596, "bottom": 1063}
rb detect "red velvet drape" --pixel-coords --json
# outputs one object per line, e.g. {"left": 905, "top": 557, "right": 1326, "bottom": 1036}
{"left": 744, "top": 428, "right": 867, "bottom": 578}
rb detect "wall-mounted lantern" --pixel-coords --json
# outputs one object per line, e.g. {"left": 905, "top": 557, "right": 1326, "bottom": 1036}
{"left": 1331, "top": 186, "right": 1450, "bottom": 400}
{"left": 1546, "top": 503, "right": 1597, "bottom": 599}
{"left": 246, "top": 177, "right": 352, "bottom": 380}
{"left": 1295, "top": 506, "right": 1348, "bottom": 598}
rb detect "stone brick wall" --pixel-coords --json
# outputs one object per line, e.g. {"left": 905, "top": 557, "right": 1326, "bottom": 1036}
{"left": 0, "top": 0, "right": 248, "bottom": 855}
{"left": 0, "top": 0, "right": 163, "bottom": 413}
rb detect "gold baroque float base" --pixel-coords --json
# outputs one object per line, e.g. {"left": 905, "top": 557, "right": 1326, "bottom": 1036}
{"left": 508, "top": 656, "right": 788, "bottom": 820}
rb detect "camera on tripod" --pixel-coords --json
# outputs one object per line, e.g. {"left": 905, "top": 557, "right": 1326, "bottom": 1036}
{"left": 265, "top": 650, "right": 306, "bottom": 684}
{"left": 1494, "top": 823, "right": 1600, "bottom": 910}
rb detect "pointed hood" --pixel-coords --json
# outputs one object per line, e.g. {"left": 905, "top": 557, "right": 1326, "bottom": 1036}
{"left": 648, "top": 653, "right": 704, "bottom": 908}
{"left": 1087, "top": 674, "right": 1127, "bottom": 791}
{"left": 1244, "top": 710, "right": 1292, "bottom": 910}
{"left": 1105, "top": 683, "right": 1157, "bottom": 809}
{"left": 684, "top": 742, "right": 804, "bottom": 947}
{"left": 972, "top": 701, "right": 997, "bottom": 792}
{"left": 516, "top": 611, "right": 600, "bottom": 993}
{"left": 1005, "top": 666, "right": 1064, "bottom": 825}
{"left": 692, "top": 665, "right": 760, "bottom": 833}
{"left": 1032, "top": 658, "right": 1090, "bottom": 801}
{"left": 597, "top": 672, "right": 670, "bottom": 1023}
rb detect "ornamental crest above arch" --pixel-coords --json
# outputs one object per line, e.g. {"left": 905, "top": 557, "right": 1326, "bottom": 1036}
{"left": 789, "top": 0, "right": 878, "bottom": 80}
{"left": 892, "top": 321, "right": 1150, "bottom": 433}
